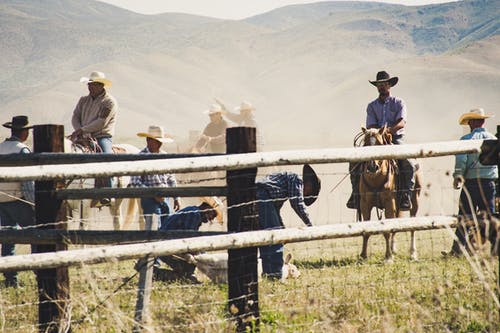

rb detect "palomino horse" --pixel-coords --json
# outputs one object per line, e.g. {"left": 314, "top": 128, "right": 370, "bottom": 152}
{"left": 64, "top": 138, "right": 141, "bottom": 230}
{"left": 358, "top": 127, "right": 422, "bottom": 262}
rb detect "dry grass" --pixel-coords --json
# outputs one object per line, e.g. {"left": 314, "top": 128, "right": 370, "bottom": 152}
{"left": 1, "top": 229, "right": 498, "bottom": 332}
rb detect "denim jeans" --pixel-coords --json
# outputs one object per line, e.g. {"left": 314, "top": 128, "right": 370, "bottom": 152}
{"left": 392, "top": 135, "right": 415, "bottom": 193}
{"left": 140, "top": 197, "right": 172, "bottom": 230}
{"left": 96, "top": 136, "right": 113, "bottom": 187}
{"left": 0, "top": 201, "right": 36, "bottom": 283}
{"left": 452, "top": 178, "right": 497, "bottom": 252}
{"left": 257, "top": 188, "right": 284, "bottom": 279}
{"left": 97, "top": 136, "right": 113, "bottom": 153}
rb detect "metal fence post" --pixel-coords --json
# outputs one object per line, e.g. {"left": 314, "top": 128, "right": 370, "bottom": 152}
{"left": 226, "top": 127, "right": 259, "bottom": 331}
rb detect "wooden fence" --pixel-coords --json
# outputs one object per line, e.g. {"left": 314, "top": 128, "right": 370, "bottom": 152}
{"left": 0, "top": 123, "right": 498, "bottom": 332}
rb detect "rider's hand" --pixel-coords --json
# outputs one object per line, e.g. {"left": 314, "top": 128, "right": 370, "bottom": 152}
{"left": 453, "top": 175, "right": 464, "bottom": 189}
{"left": 173, "top": 199, "right": 181, "bottom": 211}
{"left": 70, "top": 128, "right": 83, "bottom": 140}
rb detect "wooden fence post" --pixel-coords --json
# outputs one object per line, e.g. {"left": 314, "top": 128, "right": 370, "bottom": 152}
{"left": 133, "top": 215, "right": 155, "bottom": 332}
{"left": 33, "top": 125, "right": 70, "bottom": 333}
{"left": 226, "top": 127, "right": 259, "bottom": 331}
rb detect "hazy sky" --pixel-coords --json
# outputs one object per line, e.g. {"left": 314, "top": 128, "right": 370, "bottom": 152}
{"left": 98, "top": 0, "right": 458, "bottom": 19}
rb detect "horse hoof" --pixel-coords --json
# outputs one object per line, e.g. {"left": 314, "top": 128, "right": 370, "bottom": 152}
{"left": 384, "top": 257, "right": 394, "bottom": 264}
{"left": 410, "top": 254, "right": 418, "bottom": 261}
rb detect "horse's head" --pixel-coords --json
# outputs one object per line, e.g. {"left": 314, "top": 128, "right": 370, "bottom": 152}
{"left": 361, "top": 126, "right": 392, "bottom": 175}
{"left": 361, "top": 126, "right": 392, "bottom": 146}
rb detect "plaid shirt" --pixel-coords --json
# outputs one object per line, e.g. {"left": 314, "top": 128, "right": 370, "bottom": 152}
{"left": 256, "top": 172, "right": 311, "bottom": 226}
{"left": 129, "top": 148, "right": 178, "bottom": 199}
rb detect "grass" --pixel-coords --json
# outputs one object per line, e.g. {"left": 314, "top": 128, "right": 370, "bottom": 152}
{"left": 0, "top": 230, "right": 499, "bottom": 332}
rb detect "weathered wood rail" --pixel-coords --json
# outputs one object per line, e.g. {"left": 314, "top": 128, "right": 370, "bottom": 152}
{"left": 0, "top": 216, "right": 457, "bottom": 273}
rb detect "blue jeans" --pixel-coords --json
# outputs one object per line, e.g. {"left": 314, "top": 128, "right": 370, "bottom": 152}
{"left": 392, "top": 135, "right": 415, "bottom": 193}
{"left": 97, "top": 136, "right": 113, "bottom": 153}
{"left": 97, "top": 137, "right": 113, "bottom": 188}
{"left": 0, "top": 201, "right": 36, "bottom": 283}
{"left": 452, "top": 178, "right": 497, "bottom": 252}
{"left": 257, "top": 188, "right": 284, "bottom": 279}
{"left": 140, "top": 197, "right": 172, "bottom": 230}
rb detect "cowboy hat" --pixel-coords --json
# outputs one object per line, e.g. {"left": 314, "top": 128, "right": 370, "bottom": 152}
{"left": 234, "top": 101, "right": 255, "bottom": 112}
{"left": 203, "top": 104, "right": 224, "bottom": 115}
{"left": 369, "top": 71, "right": 398, "bottom": 87}
{"left": 137, "top": 125, "right": 174, "bottom": 143}
{"left": 80, "top": 71, "right": 112, "bottom": 87}
{"left": 302, "top": 164, "right": 321, "bottom": 206}
{"left": 3, "top": 115, "right": 33, "bottom": 129}
{"left": 458, "top": 108, "right": 493, "bottom": 125}
{"left": 200, "top": 196, "right": 224, "bottom": 224}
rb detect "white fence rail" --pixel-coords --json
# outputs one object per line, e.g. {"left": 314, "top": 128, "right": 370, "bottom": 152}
{"left": 0, "top": 216, "right": 457, "bottom": 272}
{"left": 0, "top": 139, "right": 483, "bottom": 181}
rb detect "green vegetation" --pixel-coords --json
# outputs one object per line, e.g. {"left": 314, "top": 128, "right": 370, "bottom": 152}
{"left": 0, "top": 231, "right": 498, "bottom": 332}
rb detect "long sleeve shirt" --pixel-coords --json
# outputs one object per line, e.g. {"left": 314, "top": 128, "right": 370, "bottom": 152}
{"left": 160, "top": 206, "right": 202, "bottom": 231}
{"left": 453, "top": 127, "right": 498, "bottom": 180}
{"left": 0, "top": 137, "right": 34, "bottom": 204}
{"left": 72, "top": 90, "right": 117, "bottom": 138}
{"left": 129, "top": 147, "right": 179, "bottom": 200}
{"left": 366, "top": 96, "right": 406, "bottom": 136}
{"left": 256, "top": 172, "right": 312, "bottom": 226}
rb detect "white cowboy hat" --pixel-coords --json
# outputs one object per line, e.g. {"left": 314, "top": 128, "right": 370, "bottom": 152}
{"left": 137, "top": 125, "right": 174, "bottom": 143}
{"left": 234, "top": 101, "right": 255, "bottom": 112}
{"left": 458, "top": 108, "right": 493, "bottom": 125}
{"left": 80, "top": 71, "right": 112, "bottom": 87}
{"left": 200, "top": 196, "right": 224, "bottom": 224}
{"left": 203, "top": 104, "right": 223, "bottom": 115}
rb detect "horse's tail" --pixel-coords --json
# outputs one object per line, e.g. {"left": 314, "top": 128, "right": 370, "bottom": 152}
{"left": 121, "top": 198, "right": 139, "bottom": 230}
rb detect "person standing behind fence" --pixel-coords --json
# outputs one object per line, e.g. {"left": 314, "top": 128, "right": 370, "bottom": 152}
{"left": 129, "top": 125, "right": 180, "bottom": 230}
{"left": 347, "top": 71, "right": 414, "bottom": 211}
{"left": 194, "top": 104, "right": 228, "bottom": 153}
{"left": 446, "top": 108, "right": 498, "bottom": 256}
{"left": 257, "top": 164, "right": 321, "bottom": 280}
{"left": 0, "top": 116, "right": 36, "bottom": 288}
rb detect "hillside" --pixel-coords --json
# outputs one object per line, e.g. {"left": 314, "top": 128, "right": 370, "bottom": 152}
{"left": 0, "top": 0, "right": 498, "bottom": 148}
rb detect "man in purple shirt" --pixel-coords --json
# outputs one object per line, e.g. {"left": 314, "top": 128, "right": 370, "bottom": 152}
{"left": 347, "top": 71, "right": 414, "bottom": 211}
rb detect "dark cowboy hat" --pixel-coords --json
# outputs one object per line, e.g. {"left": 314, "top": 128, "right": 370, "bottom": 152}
{"left": 303, "top": 164, "right": 321, "bottom": 206}
{"left": 3, "top": 115, "right": 33, "bottom": 129}
{"left": 369, "top": 71, "right": 398, "bottom": 87}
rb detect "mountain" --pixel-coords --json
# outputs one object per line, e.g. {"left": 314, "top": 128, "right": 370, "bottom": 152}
{"left": 0, "top": 0, "right": 499, "bottom": 148}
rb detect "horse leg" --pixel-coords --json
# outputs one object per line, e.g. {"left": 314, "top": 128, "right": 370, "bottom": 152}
{"left": 360, "top": 199, "right": 371, "bottom": 260}
{"left": 110, "top": 198, "right": 122, "bottom": 230}
{"left": 384, "top": 233, "right": 394, "bottom": 263}
{"left": 409, "top": 230, "right": 418, "bottom": 261}
{"left": 384, "top": 197, "right": 397, "bottom": 262}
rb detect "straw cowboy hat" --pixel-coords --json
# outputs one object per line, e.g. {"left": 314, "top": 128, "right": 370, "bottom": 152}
{"left": 303, "top": 164, "right": 321, "bottom": 206}
{"left": 458, "top": 108, "right": 493, "bottom": 125}
{"left": 137, "top": 125, "right": 174, "bottom": 143}
{"left": 3, "top": 115, "right": 33, "bottom": 129}
{"left": 80, "top": 71, "right": 112, "bottom": 87}
{"left": 369, "top": 71, "right": 398, "bottom": 87}
{"left": 234, "top": 101, "right": 255, "bottom": 112}
{"left": 200, "top": 196, "right": 224, "bottom": 224}
{"left": 203, "top": 104, "right": 224, "bottom": 115}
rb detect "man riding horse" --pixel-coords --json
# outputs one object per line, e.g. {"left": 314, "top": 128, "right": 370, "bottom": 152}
{"left": 347, "top": 71, "right": 415, "bottom": 211}
{"left": 70, "top": 71, "right": 118, "bottom": 206}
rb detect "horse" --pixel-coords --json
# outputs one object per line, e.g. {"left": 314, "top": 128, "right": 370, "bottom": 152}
{"left": 357, "top": 127, "right": 422, "bottom": 262}
{"left": 64, "top": 138, "right": 141, "bottom": 230}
